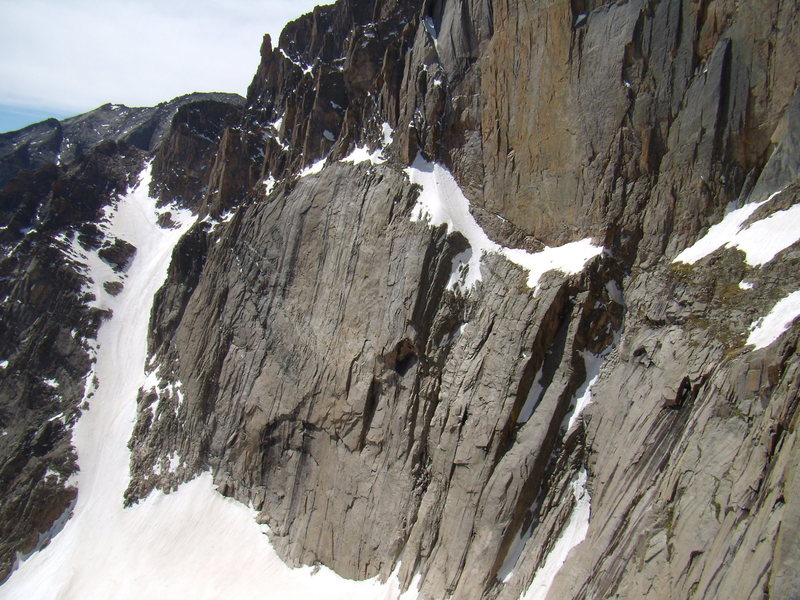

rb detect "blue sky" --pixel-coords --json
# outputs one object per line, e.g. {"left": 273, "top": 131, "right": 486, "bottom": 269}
{"left": 0, "top": 106, "right": 69, "bottom": 134}
{"left": 0, "top": 0, "right": 325, "bottom": 133}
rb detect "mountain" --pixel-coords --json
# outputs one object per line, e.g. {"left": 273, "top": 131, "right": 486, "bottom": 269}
{"left": 0, "top": 93, "right": 245, "bottom": 191}
{"left": 1, "top": 1, "right": 800, "bottom": 599}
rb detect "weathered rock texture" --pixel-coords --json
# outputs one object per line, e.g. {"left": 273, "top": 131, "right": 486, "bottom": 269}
{"left": 4, "top": 0, "right": 800, "bottom": 599}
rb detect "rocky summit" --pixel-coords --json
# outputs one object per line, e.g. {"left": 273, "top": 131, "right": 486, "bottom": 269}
{"left": 1, "top": 1, "right": 800, "bottom": 599}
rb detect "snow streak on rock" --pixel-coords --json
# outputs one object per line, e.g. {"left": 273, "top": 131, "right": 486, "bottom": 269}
{"left": 404, "top": 155, "right": 603, "bottom": 292}
{"left": 520, "top": 470, "right": 591, "bottom": 600}
{"left": 1, "top": 166, "right": 419, "bottom": 600}
{"left": 500, "top": 345, "right": 609, "bottom": 586}
{"left": 563, "top": 351, "right": 604, "bottom": 434}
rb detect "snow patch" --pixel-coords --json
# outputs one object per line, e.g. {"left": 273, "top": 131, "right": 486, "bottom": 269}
{"left": 342, "top": 146, "right": 385, "bottom": 165}
{"left": 299, "top": 158, "right": 327, "bottom": 178}
{"left": 262, "top": 176, "right": 276, "bottom": 195}
{"left": 141, "top": 364, "right": 187, "bottom": 417}
{"left": 729, "top": 202, "right": 800, "bottom": 265}
{"left": 747, "top": 290, "right": 800, "bottom": 350}
{"left": 405, "top": 156, "right": 602, "bottom": 292}
{"left": 519, "top": 469, "right": 591, "bottom": 600}
{"left": 503, "top": 241, "right": 604, "bottom": 290}
{"left": 199, "top": 214, "right": 221, "bottom": 233}
{"left": 43, "top": 468, "right": 62, "bottom": 482}
{"left": 673, "top": 190, "right": 800, "bottom": 266}
{"left": 739, "top": 280, "right": 754, "bottom": 290}
{"left": 0, "top": 360, "right": 8, "bottom": 370}
{"left": 323, "top": 130, "right": 336, "bottom": 142}
{"left": 341, "top": 123, "right": 395, "bottom": 166}
{"left": 43, "top": 378, "right": 59, "bottom": 389}
{"left": 153, "top": 451, "right": 182, "bottom": 477}
{"left": 167, "top": 451, "right": 181, "bottom": 473}
{"left": 381, "top": 122, "right": 394, "bottom": 147}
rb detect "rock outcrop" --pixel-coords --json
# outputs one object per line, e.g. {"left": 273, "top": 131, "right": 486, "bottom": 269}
{"left": 2, "top": 1, "right": 800, "bottom": 599}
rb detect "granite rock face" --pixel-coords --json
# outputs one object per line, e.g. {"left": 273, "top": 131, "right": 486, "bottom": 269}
{"left": 3, "top": 1, "right": 800, "bottom": 599}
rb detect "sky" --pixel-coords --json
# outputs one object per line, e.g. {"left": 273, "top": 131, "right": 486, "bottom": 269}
{"left": 0, "top": 0, "right": 325, "bottom": 133}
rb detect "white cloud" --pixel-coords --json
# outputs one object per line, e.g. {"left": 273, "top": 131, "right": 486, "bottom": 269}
{"left": 0, "top": 0, "right": 325, "bottom": 114}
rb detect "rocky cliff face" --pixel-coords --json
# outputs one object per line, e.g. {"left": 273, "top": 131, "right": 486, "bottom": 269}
{"left": 2, "top": 1, "right": 800, "bottom": 599}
